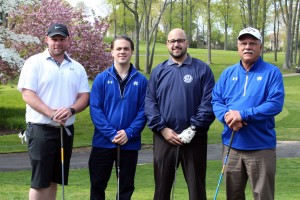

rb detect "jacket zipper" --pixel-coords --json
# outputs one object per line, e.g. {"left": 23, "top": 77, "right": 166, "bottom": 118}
{"left": 243, "top": 71, "right": 249, "bottom": 97}
{"left": 108, "top": 70, "right": 137, "bottom": 99}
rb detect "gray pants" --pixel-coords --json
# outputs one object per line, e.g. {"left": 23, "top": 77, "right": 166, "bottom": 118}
{"left": 223, "top": 146, "right": 276, "bottom": 200}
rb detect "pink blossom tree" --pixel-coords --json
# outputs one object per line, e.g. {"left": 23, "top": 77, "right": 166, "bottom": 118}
{"left": 9, "top": 0, "right": 112, "bottom": 80}
{"left": 0, "top": 0, "right": 39, "bottom": 84}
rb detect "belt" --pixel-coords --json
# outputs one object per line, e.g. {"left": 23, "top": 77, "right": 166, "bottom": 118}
{"left": 28, "top": 122, "right": 73, "bottom": 136}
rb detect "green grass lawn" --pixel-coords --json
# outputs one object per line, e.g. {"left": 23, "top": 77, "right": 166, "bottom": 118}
{"left": 1, "top": 158, "right": 299, "bottom": 199}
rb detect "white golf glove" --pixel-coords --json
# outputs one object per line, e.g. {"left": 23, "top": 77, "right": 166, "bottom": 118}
{"left": 179, "top": 127, "right": 196, "bottom": 144}
{"left": 18, "top": 130, "right": 28, "bottom": 144}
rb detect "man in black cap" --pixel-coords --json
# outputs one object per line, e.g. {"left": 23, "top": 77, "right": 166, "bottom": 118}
{"left": 18, "top": 23, "right": 90, "bottom": 200}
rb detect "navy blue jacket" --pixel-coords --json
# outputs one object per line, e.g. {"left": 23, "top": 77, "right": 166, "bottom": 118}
{"left": 145, "top": 54, "right": 215, "bottom": 134}
{"left": 90, "top": 65, "right": 148, "bottom": 150}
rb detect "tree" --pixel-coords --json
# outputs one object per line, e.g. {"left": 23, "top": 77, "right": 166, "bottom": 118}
{"left": 294, "top": 1, "right": 300, "bottom": 65}
{"left": 279, "top": 0, "right": 294, "bottom": 69}
{"left": 121, "top": 0, "right": 142, "bottom": 70}
{"left": 261, "top": 0, "right": 267, "bottom": 59}
{"left": 291, "top": 0, "right": 299, "bottom": 65}
{"left": 143, "top": 0, "right": 170, "bottom": 74}
{"left": 107, "top": 0, "right": 136, "bottom": 37}
{"left": 214, "top": 0, "right": 233, "bottom": 50}
{"left": 9, "top": 0, "right": 112, "bottom": 80}
{"left": 0, "top": 0, "right": 39, "bottom": 84}
{"left": 272, "top": 0, "right": 280, "bottom": 62}
{"left": 207, "top": 0, "right": 212, "bottom": 64}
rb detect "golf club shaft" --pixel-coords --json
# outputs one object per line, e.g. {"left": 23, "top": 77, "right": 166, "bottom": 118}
{"left": 213, "top": 130, "right": 235, "bottom": 200}
{"left": 171, "top": 145, "right": 180, "bottom": 200}
{"left": 60, "top": 126, "right": 65, "bottom": 200}
{"left": 117, "top": 145, "right": 120, "bottom": 200}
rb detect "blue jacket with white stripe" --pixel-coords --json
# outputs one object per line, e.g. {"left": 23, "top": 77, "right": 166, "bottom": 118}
{"left": 212, "top": 57, "right": 285, "bottom": 150}
{"left": 90, "top": 64, "right": 148, "bottom": 150}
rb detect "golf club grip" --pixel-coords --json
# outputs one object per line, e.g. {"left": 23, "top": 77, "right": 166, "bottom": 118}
{"left": 61, "top": 148, "right": 64, "bottom": 162}
{"left": 60, "top": 127, "right": 64, "bottom": 162}
{"left": 228, "top": 130, "right": 235, "bottom": 148}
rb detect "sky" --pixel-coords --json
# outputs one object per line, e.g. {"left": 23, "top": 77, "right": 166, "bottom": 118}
{"left": 66, "top": 0, "right": 111, "bottom": 17}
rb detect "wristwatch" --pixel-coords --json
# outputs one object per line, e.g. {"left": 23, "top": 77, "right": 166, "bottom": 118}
{"left": 69, "top": 107, "right": 76, "bottom": 116}
{"left": 190, "top": 125, "right": 196, "bottom": 131}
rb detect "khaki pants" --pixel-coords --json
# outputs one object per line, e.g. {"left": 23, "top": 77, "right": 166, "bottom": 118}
{"left": 223, "top": 146, "right": 276, "bottom": 200}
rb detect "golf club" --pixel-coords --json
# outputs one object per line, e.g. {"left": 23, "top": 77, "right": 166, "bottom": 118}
{"left": 213, "top": 130, "right": 235, "bottom": 200}
{"left": 117, "top": 145, "right": 120, "bottom": 200}
{"left": 171, "top": 145, "right": 180, "bottom": 200}
{"left": 60, "top": 126, "right": 65, "bottom": 200}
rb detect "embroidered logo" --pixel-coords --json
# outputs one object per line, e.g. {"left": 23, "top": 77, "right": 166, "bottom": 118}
{"left": 133, "top": 81, "right": 139, "bottom": 86}
{"left": 183, "top": 74, "right": 193, "bottom": 83}
{"left": 257, "top": 76, "right": 262, "bottom": 81}
{"left": 107, "top": 80, "right": 113, "bottom": 84}
{"left": 232, "top": 77, "right": 238, "bottom": 81}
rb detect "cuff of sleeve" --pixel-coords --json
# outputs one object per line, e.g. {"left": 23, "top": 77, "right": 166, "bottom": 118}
{"left": 125, "top": 129, "right": 132, "bottom": 141}
{"left": 157, "top": 126, "right": 166, "bottom": 133}
{"left": 240, "top": 110, "right": 247, "bottom": 121}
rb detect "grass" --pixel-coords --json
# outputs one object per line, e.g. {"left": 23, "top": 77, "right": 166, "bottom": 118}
{"left": 0, "top": 158, "right": 299, "bottom": 199}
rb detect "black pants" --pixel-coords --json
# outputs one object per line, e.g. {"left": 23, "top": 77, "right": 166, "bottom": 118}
{"left": 89, "top": 146, "right": 138, "bottom": 200}
{"left": 153, "top": 133, "right": 207, "bottom": 200}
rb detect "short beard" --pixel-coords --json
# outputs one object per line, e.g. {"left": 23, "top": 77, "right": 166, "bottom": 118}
{"left": 169, "top": 48, "right": 187, "bottom": 59}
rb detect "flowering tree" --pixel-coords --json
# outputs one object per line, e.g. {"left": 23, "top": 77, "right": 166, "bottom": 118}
{"left": 0, "top": 0, "right": 39, "bottom": 84}
{"left": 9, "top": 0, "right": 112, "bottom": 81}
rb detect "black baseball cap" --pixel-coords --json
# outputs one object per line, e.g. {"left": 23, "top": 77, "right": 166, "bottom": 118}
{"left": 47, "top": 23, "right": 69, "bottom": 37}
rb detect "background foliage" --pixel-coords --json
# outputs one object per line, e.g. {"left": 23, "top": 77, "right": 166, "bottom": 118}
{"left": 0, "top": 0, "right": 113, "bottom": 83}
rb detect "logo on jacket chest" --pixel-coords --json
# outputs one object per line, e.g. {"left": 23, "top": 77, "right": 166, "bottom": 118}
{"left": 231, "top": 76, "right": 263, "bottom": 81}
{"left": 183, "top": 74, "right": 193, "bottom": 83}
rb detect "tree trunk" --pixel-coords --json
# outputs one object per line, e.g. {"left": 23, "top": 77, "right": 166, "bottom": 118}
{"left": 273, "top": 2, "right": 278, "bottom": 62}
{"left": 144, "top": 0, "right": 169, "bottom": 74}
{"left": 181, "top": 0, "right": 184, "bottom": 29}
{"left": 261, "top": 0, "right": 267, "bottom": 59}
{"left": 113, "top": 6, "right": 117, "bottom": 37}
{"left": 134, "top": 15, "right": 140, "bottom": 70}
{"left": 283, "top": 0, "right": 293, "bottom": 69}
{"left": 247, "top": 0, "right": 253, "bottom": 26}
{"left": 121, "top": 0, "right": 141, "bottom": 70}
{"left": 207, "top": 0, "right": 211, "bottom": 65}
{"left": 188, "top": 0, "right": 193, "bottom": 45}
{"left": 169, "top": 0, "right": 173, "bottom": 32}
{"left": 292, "top": 1, "right": 300, "bottom": 64}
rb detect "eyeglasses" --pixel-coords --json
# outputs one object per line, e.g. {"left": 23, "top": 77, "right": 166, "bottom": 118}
{"left": 238, "top": 42, "right": 260, "bottom": 47}
{"left": 167, "top": 39, "right": 186, "bottom": 44}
